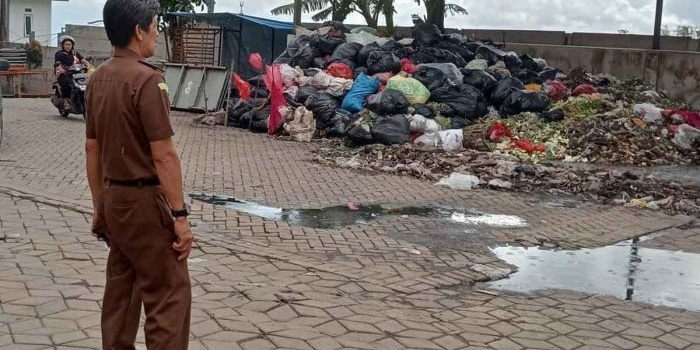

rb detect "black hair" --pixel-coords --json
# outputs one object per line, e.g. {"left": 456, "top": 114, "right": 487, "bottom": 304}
{"left": 103, "top": 0, "right": 160, "bottom": 47}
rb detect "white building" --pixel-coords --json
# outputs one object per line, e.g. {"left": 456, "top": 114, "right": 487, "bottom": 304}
{"left": 4, "top": 0, "right": 64, "bottom": 46}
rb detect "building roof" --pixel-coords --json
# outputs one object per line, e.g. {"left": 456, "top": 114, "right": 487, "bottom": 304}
{"left": 166, "top": 12, "right": 294, "bottom": 31}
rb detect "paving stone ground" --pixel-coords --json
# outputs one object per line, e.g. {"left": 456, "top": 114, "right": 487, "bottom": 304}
{"left": 0, "top": 98, "right": 699, "bottom": 349}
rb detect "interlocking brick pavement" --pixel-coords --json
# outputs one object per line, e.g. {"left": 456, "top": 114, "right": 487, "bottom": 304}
{"left": 0, "top": 99, "right": 699, "bottom": 349}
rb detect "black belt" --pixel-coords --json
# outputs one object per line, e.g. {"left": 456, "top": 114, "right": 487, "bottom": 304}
{"left": 106, "top": 178, "right": 160, "bottom": 187}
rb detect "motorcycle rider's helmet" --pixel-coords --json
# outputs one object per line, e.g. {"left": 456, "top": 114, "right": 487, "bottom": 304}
{"left": 60, "top": 35, "right": 75, "bottom": 47}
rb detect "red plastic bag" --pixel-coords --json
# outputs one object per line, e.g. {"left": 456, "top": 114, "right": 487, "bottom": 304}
{"left": 233, "top": 73, "right": 251, "bottom": 101}
{"left": 325, "top": 62, "right": 352, "bottom": 79}
{"left": 511, "top": 139, "right": 545, "bottom": 153}
{"left": 249, "top": 53, "right": 263, "bottom": 71}
{"left": 401, "top": 58, "right": 418, "bottom": 74}
{"left": 263, "top": 64, "right": 287, "bottom": 135}
{"left": 372, "top": 72, "right": 394, "bottom": 85}
{"left": 543, "top": 80, "right": 567, "bottom": 101}
{"left": 663, "top": 109, "right": 700, "bottom": 128}
{"left": 572, "top": 84, "right": 598, "bottom": 96}
{"left": 487, "top": 122, "right": 511, "bottom": 142}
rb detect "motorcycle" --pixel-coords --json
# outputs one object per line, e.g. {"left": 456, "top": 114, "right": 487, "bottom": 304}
{"left": 51, "top": 64, "right": 88, "bottom": 119}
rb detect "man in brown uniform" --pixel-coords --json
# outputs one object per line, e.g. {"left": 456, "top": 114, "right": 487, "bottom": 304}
{"left": 85, "top": 0, "right": 193, "bottom": 349}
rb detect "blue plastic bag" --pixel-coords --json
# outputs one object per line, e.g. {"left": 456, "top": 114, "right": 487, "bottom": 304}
{"left": 341, "top": 73, "right": 380, "bottom": 113}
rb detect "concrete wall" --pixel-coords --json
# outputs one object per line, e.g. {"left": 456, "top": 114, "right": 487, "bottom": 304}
{"left": 569, "top": 33, "right": 699, "bottom": 52}
{"left": 62, "top": 25, "right": 169, "bottom": 60}
{"left": 507, "top": 43, "right": 700, "bottom": 110}
{"left": 8, "top": 0, "right": 52, "bottom": 46}
{"left": 461, "top": 29, "right": 567, "bottom": 45}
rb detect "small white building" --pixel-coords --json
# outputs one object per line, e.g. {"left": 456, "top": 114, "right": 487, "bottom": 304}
{"left": 4, "top": 0, "right": 64, "bottom": 46}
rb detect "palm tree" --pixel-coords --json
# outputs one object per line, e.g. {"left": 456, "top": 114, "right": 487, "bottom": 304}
{"left": 270, "top": 0, "right": 355, "bottom": 23}
{"left": 414, "top": 0, "right": 468, "bottom": 30}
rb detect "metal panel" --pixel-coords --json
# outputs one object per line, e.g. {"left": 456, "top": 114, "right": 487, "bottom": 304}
{"left": 173, "top": 66, "right": 204, "bottom": 110}
{"left": 164, "top": 63, "right": 229, "bottom": 112}
{"left": 193, "top": 66, "right": 228, "bottom": 111}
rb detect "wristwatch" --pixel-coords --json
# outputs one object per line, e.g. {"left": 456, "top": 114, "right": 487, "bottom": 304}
{"left": 171, "top": 203, "right": 191, "bottom": 218}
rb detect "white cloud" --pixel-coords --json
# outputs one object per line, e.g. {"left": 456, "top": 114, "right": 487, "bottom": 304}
{"left": 52, "top": 0, "right": 697, "bottom": 46}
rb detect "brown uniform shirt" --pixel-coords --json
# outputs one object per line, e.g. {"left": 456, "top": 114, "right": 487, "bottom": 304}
{"left": 85, "top": 48, "right": 173, "bottom": 181}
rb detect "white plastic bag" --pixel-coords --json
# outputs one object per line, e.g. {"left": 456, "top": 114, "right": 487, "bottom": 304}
{"left": 280, "top": 64, "right": 303, "bottom": 87}
{"left": 438, "top": 129, "right": 463, "bottom": 151}
{"left": 300, "top": 69, "right": 353, "bottom": 97}
{"left": 414, "top": 133, "right": 439, "bottom": 147}
{"left": 672, "top": 124, "right": 700, "bottom": 150}
{"left": 633, "top": 103, "right": 663, "bottom": 124}
{"left": 345, "top": 32, "right": 390, "bottom": 46}
{"left": 436, "top": 172, "right": 480, "bottom": 190}
{"left": 408, "top": 114, "right": 428, "bottom": 133}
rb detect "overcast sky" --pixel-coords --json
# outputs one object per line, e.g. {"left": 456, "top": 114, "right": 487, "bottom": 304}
{"left": 51, "top": 0, "right": 697, "bottom": 45}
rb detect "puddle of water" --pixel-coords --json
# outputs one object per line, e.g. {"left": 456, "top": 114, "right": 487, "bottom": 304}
{"left": 189, "top": 193, "right": 528, "bottom": 230}
{"left": 487, "top": 238, "right": 700, "bottom": 311}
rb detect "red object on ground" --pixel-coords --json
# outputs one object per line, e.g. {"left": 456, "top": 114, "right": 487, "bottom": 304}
{"left": 263, "top": 64, "right": 287, "bottom": 135}
{"left": 543, "top": 80, "right": 567, "bottom": 101}
{"left": 663, "top": 109, "right": 700, "bottom": 128}
{"left": 487, "top": 122, "right": 512, "bottom": 142}
{"left": 233, "top": 73, "right": 251, "bottom": 100}
{"left": 401, "top": 58, "right": 418, "bottom": 74}
{"left": 372, "top": 72, "right": 394, "bottom": 85}
{"left": 511, "top": 139, "right": 545, "bottom": 153}
{"left": 249, "top": 53, "right": 263, "bottom": 71}
{"left": 347, "top": 202, "right": 360, "bottom": 211}
{"left": 572, "top": 84, "right": 598, "bottom": 96}
{"left": 325, "top": 63, "right": 353, "bottom": 79}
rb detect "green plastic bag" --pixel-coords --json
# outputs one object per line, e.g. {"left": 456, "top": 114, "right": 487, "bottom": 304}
{"left": 386, "top": 75, "right": 431, "bottom": 104}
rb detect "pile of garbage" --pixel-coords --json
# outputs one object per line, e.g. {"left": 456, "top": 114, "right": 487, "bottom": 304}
{"left": 313, "top": 140, "right": 700, "bottom": 217}
{"left": 223, "top": 21, "right": 698, "bottom": 167}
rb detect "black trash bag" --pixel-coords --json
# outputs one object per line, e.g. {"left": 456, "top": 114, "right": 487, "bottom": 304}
{"left": 296, "top": 86, "right": 318, "bottom": 104}
{"left": 372, "top": 115, "right": 411, "bottom": 145}
{"left": 353, "top": 67, "right": 368, "bottom": 79}
{"left": 520, "top": 54, "right": 541, "bottom": 72}
{"left": 248, "top": 75, "right": 265, "bottom": 86}
{"left": 382, "top": 40, "right": 411, "bottom": 59}
{"left": 407, "top": 50, "right": 434, "bottom": 65}
{"left": 538, "top": 67, "right": 559, "bottom": 82}
{"left": 541, "top": 108, "right": 565, "bottom": 122}
{"left": 305, "top": 92, "right": 339, "bottom": 128}
{"left": 321, "top": 21, "right": 349, "bottom": 34}
{"left": 313, "top": 57, "right": 328, "bottom": 69}
{"left": 366, "top": 51, "right": 402, "bottom": 75}
{"left": 503, "top": 52, "right": 522, "bottom": 70}
{"left": 250, "top": 87, "right": 269, "bottom": 99}
{"left": 330, "top": 42, "right": 363, "bottom": 63}
{"left": 412, "top": 23, "right": 442, "bottom": 46}
{"left": 366, "top": 90, "right": 408, "bottom": 115}
{"left": 284, "top": 92, "right": 302, "bottom": 108}
{"left": 410, "top": 104, "right": 435, "bottom": 119}
{"left": 274, "top": 35, "right": 310, "bottom": 62}
{"left": 327, "top": 110, "right": 361, "bottom": 137}
{"left": 357, "top": 42, "right": 382, "bottom": 67}
{"left": 423, "top": 47, "right": 466, "bottom": 67}
{"left": 443, "top": 33, "right": 466, "bottom": 45}
{"left": 331, "top": 58, "right": 356, "bottom": 70}
{"left": 465, "top": 41, "right": 482, "bottom": 52}
{"left": 239, "top": 110, "right": 254, "bottom": 128}
{"left": 474, "top": 45, "right": 506, "bottom": 66}
{"left": 491, "top": 77, "right": 525, "bottom": 107}
{"left": 499, "top": 90, "right": 550, "bottom": 116}
{"left": 461, "top": 68, "right": 498, "bottom": 94}
{"left": 311, "top": 34, "right": 345, "bottom": 55}
{"left": 347, "top": 124, "right": 374, "bottom": 145}
{"left": 250, "top": 118, "right": 269, "bottom": 133}
{"left": 431, "top": 84, "right": 488, "bottom": 123}
{"left": 511, "top": 69, "right": 542, "bottom": 85}
{"left": 227, "top": 99, "right": 253, "bottom": 126}
{"left": 290, "top": 45, "right": 319, "bottom": 69}
{"left": 252, "top": 107, "right": 270, "bottom": 121}
{"left": 413, "top": 63, "right": 461, "bottom": 91}
{"left": 437, "top": 43, "right": 475, "bottom": 63}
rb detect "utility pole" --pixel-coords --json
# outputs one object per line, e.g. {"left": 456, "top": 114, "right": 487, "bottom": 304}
{"left": 293, "top": 0, "right": 301, "bottom": 26}
{"left": 652, "top": 0, "right": 663, "bottom": 50}
{"left": 0, "top": 0, "right": 7, "bottom": 43}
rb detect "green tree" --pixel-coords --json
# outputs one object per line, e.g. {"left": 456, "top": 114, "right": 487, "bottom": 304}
{"left": 270, "top": 0, "right": 390, "bottom": 28}
{"left": 24, "top": 40, "right": 43, "bottom": 69}
{"left": 413, "top": 0, "right": 467, "bottom": 30}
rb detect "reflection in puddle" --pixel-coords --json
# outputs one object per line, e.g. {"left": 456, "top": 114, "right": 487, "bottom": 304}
{"left": 487, "top": 238, "right": 700, "bottom": 311}
{"left": 189, "top": 193, "right": 527, "bottom": 230}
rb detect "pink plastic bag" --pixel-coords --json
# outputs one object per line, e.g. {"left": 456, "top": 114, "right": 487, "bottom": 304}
{"left": 264, "top": 64, "right": 287, "bottom": 135}
{"left": 249, "top": 53, "right": 263, "bottom": 71}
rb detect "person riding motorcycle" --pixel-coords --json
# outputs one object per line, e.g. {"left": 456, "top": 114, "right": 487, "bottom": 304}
{"left": 55, "top": 36, "right": 88, "bottom": 110}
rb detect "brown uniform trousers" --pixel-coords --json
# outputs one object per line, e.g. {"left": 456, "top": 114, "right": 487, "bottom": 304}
{"left": 100, "top": 184, "right": 191, "bottom": 350}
